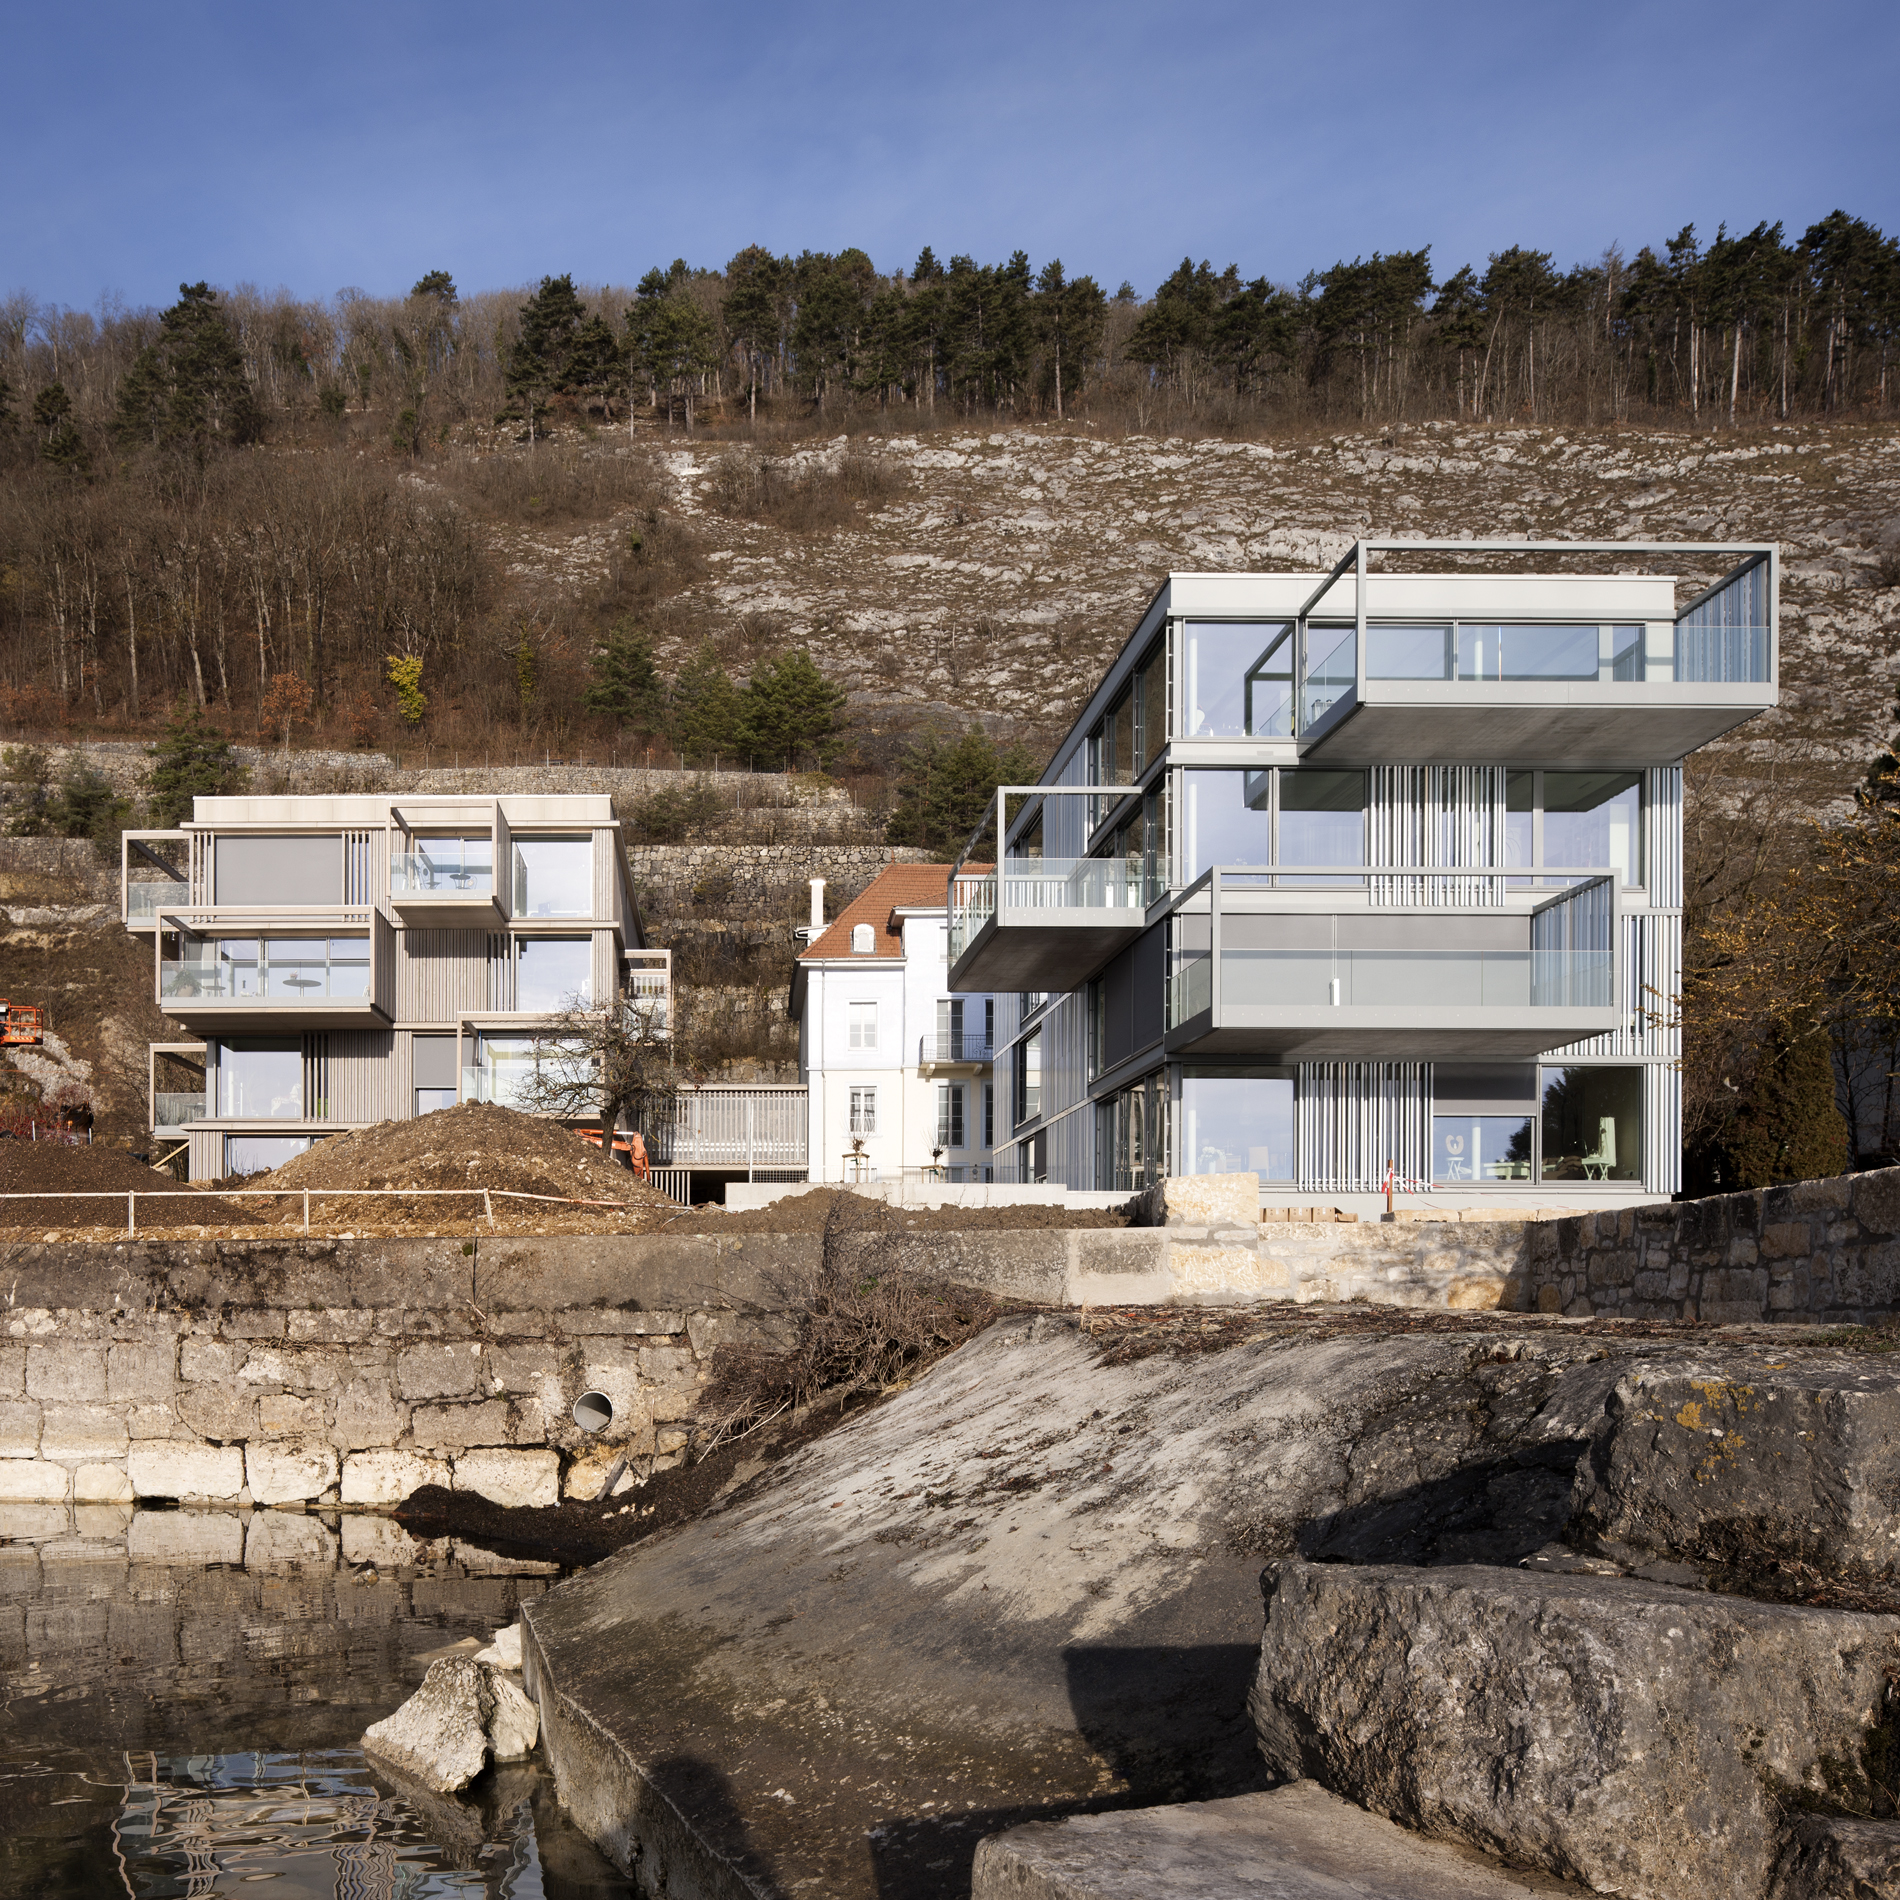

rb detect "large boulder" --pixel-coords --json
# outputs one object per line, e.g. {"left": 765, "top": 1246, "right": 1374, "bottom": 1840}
{"left": 972, "top": 1782, "right": 1583, "bottom": 1897}
{"left": 1571, "top": 1356, "right": 1900, "bottom": 1581}
{"left": 362, "top": 1655, "right": 540, "bottom": 1794}
{"left": 1249, "top": 1560, "right": 1900, "bottom": 1900}
{"left": 1773, "top": 1816, "right": 1900, "bottom": 1898}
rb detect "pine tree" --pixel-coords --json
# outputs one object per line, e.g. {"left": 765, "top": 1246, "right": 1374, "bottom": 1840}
{"left": 668, "top": 644, "right": 745, "bottom": 764}
{"left": 1721, "top": 1011, "right": 1851, "bottom": 1187}
{"left": 887, "top": 724, "right": 1038, "bottom": 858}
{"left": 111, "top": 283, "right": 261, "bottom": 450}
{"left": 583, "top": 625, "right": 661, "bottom": 731}
{"left": 505, "top": 274, "right": 593, "bottom": 440}
{"left": 30, "top": 382, "right": 88, "bottom": 472}
{"left": 739, "top": 649, "right": 849, "bottom": 770}
{"left": 147, "top": 700, "right": 246, "bottom": 825}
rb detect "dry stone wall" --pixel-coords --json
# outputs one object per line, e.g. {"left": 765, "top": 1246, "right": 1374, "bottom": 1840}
{"left": 1523, "top": 1167, "right": 1900, "bottom": 1322}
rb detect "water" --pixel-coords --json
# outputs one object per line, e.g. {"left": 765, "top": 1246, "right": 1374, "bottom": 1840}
{"left": 0, "top": 1504, "right": 632, "bottom": 1898}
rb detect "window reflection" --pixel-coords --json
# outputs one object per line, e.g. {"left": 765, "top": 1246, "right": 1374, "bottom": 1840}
{"left": 1541, "top": 1066, "right": 1642, "bottom": 1180}
{"left": 1182, "top": 1069, "right": 1293, "bottom": 1180}
{"left": 1279, "top": 771, "right": 1365, "bottom": 882}
{"left": 512, "top": 837, "right": 593, "bottom": 918}
{"left": 1181, "top": 771, "right": 1271, "bottom": 882}
{"left": 1544, "top": 773, "right": 1640, "bottom": 885}
{"left": 1183, "top": 623, "right": 1293, "bottom": 738}
{"left": 1302, "top": 625, "right": 1355, "bottom": 728}
{"left": 1458, "top": 624, "right": 1598, "bottom": 681}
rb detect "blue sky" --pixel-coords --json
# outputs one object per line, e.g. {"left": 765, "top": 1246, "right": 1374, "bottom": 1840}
{"left": 7, "top": 0, "right": 1897, "bottom": 312}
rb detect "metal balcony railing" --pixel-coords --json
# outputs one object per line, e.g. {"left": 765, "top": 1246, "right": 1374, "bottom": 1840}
{"left": 160, "top": 939, "right": 373, "bottom": 1001}
{"left": 918, "top": 1034, "right": 995, "bottom": 1065}
{"left": 949, "top": 857, "right": 1160, "bottom": 960}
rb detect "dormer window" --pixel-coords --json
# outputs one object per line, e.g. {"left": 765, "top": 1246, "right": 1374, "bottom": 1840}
{"left": 851, "top": 923, "right": 875, "bottom": 954}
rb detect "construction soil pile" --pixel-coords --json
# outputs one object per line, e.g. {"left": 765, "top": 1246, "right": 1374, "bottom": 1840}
{"left": 0, "top": 1140, "right": 253, "bottom": 1229}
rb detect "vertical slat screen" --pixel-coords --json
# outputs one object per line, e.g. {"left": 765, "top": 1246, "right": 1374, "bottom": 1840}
{"left": 487, "top": 934, "right": 514, "bottom": 1011}
{"left": 1297, "top": 1061, "right": 1429, "bottom": 1192}
{"left": 593, "top": 930, "right": 616, "bottom": 1006}
{"left": 1644, "top": 765, "right": 1683, "bottom": 908}
{"left": 187, "top": 1126, "right": 221, "bottom": 1180}
{"left": 593, "top": 829, "right": 614, "bottom": 923}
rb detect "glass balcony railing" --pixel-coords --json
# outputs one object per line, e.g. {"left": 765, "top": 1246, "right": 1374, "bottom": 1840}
{"left": 1214, "top": 947, "right": 1613, "bottom": 1011}
{"left": 392, "top": 848, "right": 494, "bottom": 896}
{"left": 1168, "top": 957, "right": 1213, "bottom": 1027}
{"left": 949, "top": 857, "right": 1159, "bottom": 960}
{"left": 160, "top": 938, "right": 372, "bottom": 1001}
{"left": 152, "top": 1092, "right": 207, "bottom": 1126}
{"left": 126, "top": 883, "right": 186, "bottom": 923}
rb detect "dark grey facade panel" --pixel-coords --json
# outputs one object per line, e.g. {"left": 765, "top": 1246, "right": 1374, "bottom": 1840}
{"left": 214, "top": 834, "right": 343, "bottom": 907}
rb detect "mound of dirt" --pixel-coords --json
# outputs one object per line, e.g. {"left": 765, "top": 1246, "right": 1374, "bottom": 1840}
{"left": 674, "top": 1187, "right": 1129, "bottom": 1234}
{"left": 246, "top": 1102, "right": 674, "bottom": 1214}
{"left": 0, "top": 1139, "right": 252, "bottom": 1228}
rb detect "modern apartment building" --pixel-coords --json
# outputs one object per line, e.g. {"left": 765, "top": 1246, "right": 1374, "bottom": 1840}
{"left": 948, "top": 539, "right": 1778, "bottom": 1209}
{"left": 791, "top": 862, "right": 999, "bottom": 1186}
{"left": 123, "top": 794, "right": 663, "bottom": 1179}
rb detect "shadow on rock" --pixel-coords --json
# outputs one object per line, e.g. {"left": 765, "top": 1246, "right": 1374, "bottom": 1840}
{"left": 1296, "top": 1451, "right": 1586, "bottom": 1568}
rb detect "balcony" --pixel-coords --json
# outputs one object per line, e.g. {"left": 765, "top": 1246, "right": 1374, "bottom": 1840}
{"left": 918, "top": 1033, "right": 995, "bottom": 1075}
{"left": 1165, "top": 867, "right": 1622, "bottom": 1059}
{"left": 948, "top": 858, "right": 1160, "bottom": 993}
{"left": 156, "top": 911, "right": 395, "bottom": 1030}
{"left": 390, "top": 842, "right": 503, "bottom": 924}
{"left": 123, "top": 829, "right": 192, "bottom": 931}
{"left": 1290, "top": 544, "right": 1776, "bottom": 766}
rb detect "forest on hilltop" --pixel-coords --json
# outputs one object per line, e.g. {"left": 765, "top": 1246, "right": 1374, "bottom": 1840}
{"left": 0, "top": 210, "right": 1895, "bottom": 769}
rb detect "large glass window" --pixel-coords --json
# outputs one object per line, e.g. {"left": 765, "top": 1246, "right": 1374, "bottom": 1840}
{"left": 1278, "top": 771, "right": 1366, "bottom": 872}
{"left": 162, "top": 936, "right": 368, "bottom": 1001}
{"left": 1543, "top": 773, "right": 1640, "bottom": 886}
{"left": 225, "top": 1133, "right": 312, "bottom": 1176}
{"left": 937, "top": 1083, "right": 966, "bottom": 1150}
{"left": 1181, "top": 770, "right": 1271, "bottom": 882}
{"left": 1183, "top": 622, "right": 1293, "bottom": 738}
{"left": 1135, "top": 643, "right": 1167, "bottom": 767}
{"left": 1541, "top": 1066, "right": 1642, "bottom": 1181}
{"left": 216, "top": 1040, "right": 303, "bottom": 1119}
{"left": 1016, "top": 1029, "right": 1042, "bottom": 1125}
{"left": 512, "top": 836, "right": 593, "bottom": 918}
{"left": 1182, "top": 1068, "right": 1294, "bottom": 1181}
{"left": 1458, "top": 624, "right": 1599, "bottom": 681}
{"left": 517, "top": 936, "right": 592, "bottom": 1012}
{"left": 1366, "top": 623, "right": 1453, "bottom": 679}
{"left": 1433, "top": 1064, "right": 1535, "bottom": 1184}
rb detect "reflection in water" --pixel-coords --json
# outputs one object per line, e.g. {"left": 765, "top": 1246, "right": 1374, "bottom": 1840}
{"left": 0, "top": 1504, "right": 628, "bottom": 1899}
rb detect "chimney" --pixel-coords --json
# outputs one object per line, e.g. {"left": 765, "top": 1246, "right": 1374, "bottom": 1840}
{"left": 809, "top": 879, "right": 826, "bottom": 931}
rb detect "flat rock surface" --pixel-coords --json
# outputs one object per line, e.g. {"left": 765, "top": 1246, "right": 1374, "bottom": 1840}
{"left": 1251, "top": 1560, "right": 1900, "bottom": 1900}
{"left": 971, "top": 1782, "right": 1585, "bottom": 1897}
{"left": 1572, "top": 1354, "right": 1900, "bottom": 1584}
{"left": 520, "top": 1311, "right": 1802, "bottom": 1898}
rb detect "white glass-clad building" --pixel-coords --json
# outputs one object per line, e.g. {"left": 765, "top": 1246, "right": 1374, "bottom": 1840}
{"left": 947, "top": 540, "right": 1778, "bottom": 1210}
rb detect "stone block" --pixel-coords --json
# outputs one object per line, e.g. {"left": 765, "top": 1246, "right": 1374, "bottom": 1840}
{"left": 176, "top": 1385, "right": 256, "bottom": 1442}
{"left": 70, "top": 1503, "right": 133, "bottom": 1541}
{"left": 0, "top": 1461, "right": 68, "bottom": 1501}
{"left": 287, "top": 1307, "right": 374, "bottom": 1343}
{"left": 38, "top": 1404, "right": 129, "bottom": 1462}
{"left": 276, "top": 1349, "right": 345, "bottom": 1394}
{"left": 127, "top": 1442, "right": 245, "bottom": 1502}
{"left": 1762, "top": 1220, "right": 1815, "bottom": 1260}
{"left": 1774, "top": 1815, "right": 1900, "bottom": 1897}
{"left": 971, "top": 1783, "right": 1565, "bottom": 1900}
{"left": 1445, "top": 1276, "right": 1506, "bottom": 1311}
{"left": 257, "top": 1391, "right": 325, "bottom": 1436}
{"left": 223, "top": 1307, "right": 285, "bottom": 1339}
{"left": 245, "top": 1511, "right": 338, "bottom": 1567}
{"left": 342, "top": 1512, "right": 447, "bottom": 1566}
{"left": 397, "top": 1342, "right": 482, "bottom": 1399}
{"left": 127, "top": 1403, "right": 181, "bottom": 1439}
{"left": 1573, "top": 1360, "right": 1900, "bottom": 1579}
{"left": 341, "top": 1449, "right": 450, "bottom": 1505}
{"left": 246, "top": 1439, "right": 340, "bottom": 1506}
{"left": 331, "top": 1379, "right": 405, "bottom": 1451}
{"left": 1251, "top": 1560, "right": 1900, "bottom": 1900}
{"left": 0, "top": 1344, "right": 23, "bottom": 1396}
{"left": 1852, "top": 1168, "right": 1900, "bottom": 1236}
{"left": 25, "top": 1346, "right": 105, "bottom": 1402}
{"left": 0, "top": 1400, "right": 40, "bottom": 1456}
{"left": 180, "top": 1339, "right": 235, "bottom": 1383}
{"left": 483, "top": 1342, "right": 562, "bottom": 1396}
{"left": 552, "top": 1306, "right": 687, "bottom": 1336}
{"left": 362, "top": 1656, "right": 536, "bottom": 1793}
{"left": 235, "top": 1347, "right": 290, "bottom": 1385}
{"left": 74, "top": 1464, "right": 134, "bottom": 1504}
{"left": 409, "top": 1400, "right": 518, "bottom": 1451}
{"left": 452, "top": 1449, "right": 558, "bottom": 1510}
{"left": 106, "top": 1342, "right": 175, "bottom": 1400}
{"left": 127, "top": 1509, "right": 244, "bottom": 1564}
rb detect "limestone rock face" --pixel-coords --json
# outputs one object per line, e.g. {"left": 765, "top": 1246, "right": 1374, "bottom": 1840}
{"left": 361, "top": 1655, "right": 540, "bottom": 1794}
{"left": 972, "top": 1783, "right": 1579, "bottom": 1898}
{"left": 1250, "top": 1561, "right": 1900, "bottom": 1900}
{"left": 1572, "top": 1357, "right": 1900, "bottom": 1579}
{"left": 1773, "top": 1816, "right": 1900, "bottom": 1898}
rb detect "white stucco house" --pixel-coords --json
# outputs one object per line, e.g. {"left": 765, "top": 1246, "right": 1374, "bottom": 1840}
{"left": 789, "top": 862, "right": 998, "bottom": 1185}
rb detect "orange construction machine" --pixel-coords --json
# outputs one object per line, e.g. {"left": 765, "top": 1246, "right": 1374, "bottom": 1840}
{"left": 0, "top": 1003, "right": 44, "bottom": 1045}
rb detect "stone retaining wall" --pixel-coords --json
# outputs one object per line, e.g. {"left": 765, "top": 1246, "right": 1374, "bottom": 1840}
{"left": 1522, "top": 1166, "right": 1900, "bottom": 1322}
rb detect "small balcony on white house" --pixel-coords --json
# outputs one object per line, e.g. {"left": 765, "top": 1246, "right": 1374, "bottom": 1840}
{"left": 1163, "top": 867, "right": 1622, "bottom": 1061}
{"left": 1243, "top": 540, "right": 1776, "bottom": 766}
{"left": 155, "top": 912, "right": 396, "bottom": 1030}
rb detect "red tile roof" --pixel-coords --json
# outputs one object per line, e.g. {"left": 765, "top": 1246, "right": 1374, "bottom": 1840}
{"left": 799, "top": 860, "right": 989, "bottom": 961}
